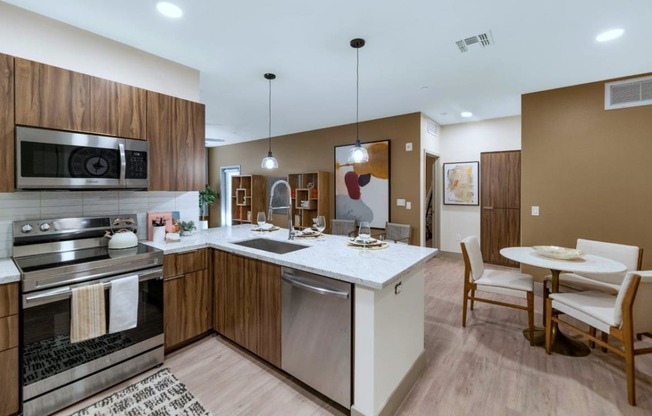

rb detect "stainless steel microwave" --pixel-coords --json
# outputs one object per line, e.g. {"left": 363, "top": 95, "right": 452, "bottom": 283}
{"left": 16, "top": 126, "right": 148, "bottom": 190}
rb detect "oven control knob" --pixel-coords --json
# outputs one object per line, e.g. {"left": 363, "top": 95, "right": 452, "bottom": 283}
{"left": 21, "top": 224, "right": 33, "bottom": 233}
{"left": 40, "top": 223, "right": 51, "bottom": 232}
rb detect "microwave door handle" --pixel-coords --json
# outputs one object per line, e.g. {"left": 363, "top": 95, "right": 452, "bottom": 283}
{"left": 119, "top": 142, "right": 126, "bottom": 186}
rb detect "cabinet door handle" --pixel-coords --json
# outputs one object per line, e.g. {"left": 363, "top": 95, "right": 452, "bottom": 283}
{"left": 164, "top": 275, "right": 184, "bottom": 282}
{"left": 483, "top": 206, "right": 494, "bottom": 210}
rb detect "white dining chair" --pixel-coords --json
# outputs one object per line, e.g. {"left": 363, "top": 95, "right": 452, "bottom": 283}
{"left": 542, "top": 239, "right": 643, "bottom": 338}
{"left": 545, "top": 271, "right": 652, "bottom": 406}
{"left": 460, "top": 236, "right": 535, "bottom": 345}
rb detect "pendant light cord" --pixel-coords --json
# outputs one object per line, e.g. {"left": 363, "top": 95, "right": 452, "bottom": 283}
{"left": 268, "top": 77, "right": 272, "bottom": 153}
{"left": 356, "top": 46, "right": 360, "bottom": 145}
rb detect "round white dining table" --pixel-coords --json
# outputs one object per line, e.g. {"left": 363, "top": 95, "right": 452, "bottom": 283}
{"left": 500, "top": 246, "right": 627, "bottom": 356}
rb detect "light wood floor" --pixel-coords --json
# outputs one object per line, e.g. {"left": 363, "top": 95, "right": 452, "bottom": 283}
{"left": 56, "top": 256, "right": 652, "bottom": 415}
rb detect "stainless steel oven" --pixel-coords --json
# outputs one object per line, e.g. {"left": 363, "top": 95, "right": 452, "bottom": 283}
{"left": 13, "top": 215, "right": 164, "bottom": 416}
{"left": 16, "top": 126, "right": 148, "bottom": 190}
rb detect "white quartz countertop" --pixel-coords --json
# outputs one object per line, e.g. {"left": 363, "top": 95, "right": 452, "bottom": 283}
{"left": 141, "top": 225, "right": 438, "bottom": 289}
{"left": 0, "top": 258, "right": 20, "bottom": 285}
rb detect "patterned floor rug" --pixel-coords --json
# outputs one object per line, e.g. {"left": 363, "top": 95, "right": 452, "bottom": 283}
{"left": 71, "top": 368, "right": 211, "bottom": 416}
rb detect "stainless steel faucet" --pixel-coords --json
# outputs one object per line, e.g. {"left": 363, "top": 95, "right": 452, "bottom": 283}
{"left": 268, "top": 180, "right": 295, "bottom": 240}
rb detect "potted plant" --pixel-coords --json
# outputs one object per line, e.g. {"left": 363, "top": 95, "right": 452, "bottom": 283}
{"left": 179, "top": 220, "right": 196, "bottom": 236}
{"left": 198, "top": 184, "right": 219, "bottom": 229}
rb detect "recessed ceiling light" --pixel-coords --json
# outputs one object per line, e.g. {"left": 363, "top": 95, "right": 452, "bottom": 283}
{"left": 596, "top": 28, "right": 624, "bottom": 42}
{"left": 156, "top": 1, "right": 183, "bottom": 18}
{"left": 460, "top": 111, "right": 473, "bottom": 118}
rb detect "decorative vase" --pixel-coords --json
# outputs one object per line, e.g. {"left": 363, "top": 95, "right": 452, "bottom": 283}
{"left": 199, "top": 220, "right": 208, "bottom": 230}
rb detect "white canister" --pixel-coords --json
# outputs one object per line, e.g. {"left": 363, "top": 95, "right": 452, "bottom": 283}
{"left": 152, "top": 225, "right": 166, "bottom": 243}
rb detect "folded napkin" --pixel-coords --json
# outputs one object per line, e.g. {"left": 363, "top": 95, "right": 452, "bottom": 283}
{"left": 70, "top": 283, "right": 106, "bottom": 343}
{"left": 109, "top": 275, "right": 139, "bottom": 333}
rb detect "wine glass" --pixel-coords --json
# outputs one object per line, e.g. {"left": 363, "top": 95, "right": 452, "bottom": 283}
{"left": 256, "top": 212, "right": 266, "bottom": 229}
{"left": 358, "top": 221, "right": 371, "bottom": 251}
{"left": 315, "top": 216, "right": 326, "bottom": 235}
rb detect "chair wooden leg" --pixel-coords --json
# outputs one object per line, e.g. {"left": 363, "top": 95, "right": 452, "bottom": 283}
{"left": 623, "top": 330, "right": 636, "bottom": 406}
{"left": 601, "top": 332, "right": 609, "bottom": 353}
{"left": 542, "top": 280, "right": 550, "bottom": 327}
{"left": 527, "top": 291, "right": 534, "bottom": 346}
{"left": 589, "top": 327, "right": 596, "bottom": 348}
{"left": 462, "top": 286, "right": 469, "bottom": 328}
{"left": 470, "top": 288, "right": 475, "bottom": 311}
{"left": 545, "top": 298, "right": 553, "bottom": 354}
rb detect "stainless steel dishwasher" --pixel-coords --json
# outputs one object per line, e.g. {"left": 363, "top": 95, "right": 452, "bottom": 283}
{"left": 281, "top": 267, "right": 352, "bottom": 408}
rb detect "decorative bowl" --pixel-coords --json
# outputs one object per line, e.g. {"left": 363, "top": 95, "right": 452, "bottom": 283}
{"left": 532, "top": 245, "right": 584, "bottom": 260}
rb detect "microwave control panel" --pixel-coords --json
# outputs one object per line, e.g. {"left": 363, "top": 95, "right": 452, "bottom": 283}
{"left": 125, "top": 151, "right": 148, "bottom": 179}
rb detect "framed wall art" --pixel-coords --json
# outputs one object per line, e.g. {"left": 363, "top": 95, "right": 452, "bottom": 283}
{"left": 334, "top": 140, "right": 390, "bottom": 228}
{"left": 443, "top": 161, "right": 479, "bottom": 206}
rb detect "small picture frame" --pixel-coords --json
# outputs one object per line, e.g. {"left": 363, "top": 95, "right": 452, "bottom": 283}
{"left": 443, "top": 161, "right": 479, "bottom": 206}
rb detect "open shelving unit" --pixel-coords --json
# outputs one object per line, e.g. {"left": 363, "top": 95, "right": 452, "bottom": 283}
{"left": 230, "top": 175, "right": 266, "bottom": 225}
{"left": 287, "top": 171, "right": 329, "bottom": 230}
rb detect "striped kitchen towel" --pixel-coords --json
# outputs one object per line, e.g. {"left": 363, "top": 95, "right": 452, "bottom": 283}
{"left": 70, "top": 283, "right": 107, "bottom": 343}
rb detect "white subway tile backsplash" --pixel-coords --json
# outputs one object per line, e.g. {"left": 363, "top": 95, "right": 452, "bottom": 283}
{"left": 0, "top": 207, "right": 41, "bottom": 221}
{"left": 0, "top": 190, "right": 200, "bottom": 254}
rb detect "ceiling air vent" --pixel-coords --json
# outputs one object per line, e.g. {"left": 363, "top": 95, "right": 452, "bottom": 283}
{"left": 605, "top": 75, "right": 652, "bottom": 110}
{"left": 456, "top": 31, "right": 494, "bottom": 53}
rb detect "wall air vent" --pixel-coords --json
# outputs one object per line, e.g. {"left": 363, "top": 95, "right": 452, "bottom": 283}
{"left": 455, "top": 31, "right": 494, "bottom": 53}
{"left": 605, "top": 75, "right": 652, "bottom": 110}
{"left": 426, "top": 120, "right": 439, "bottom": 136}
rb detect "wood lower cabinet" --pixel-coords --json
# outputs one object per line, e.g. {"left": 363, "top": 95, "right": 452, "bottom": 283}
{"left": 163, "top": 250, "right": 212, "bottom": 351}
{"left": 0, "top": 53, "right": 14, "bottom": 192}
{"left": 213, "top": 250, "right": 281, "bottom": 367}
{"left": 0, "top": 283, "right": 19, "bottom": 416}
{"left": 147, "top": 91, "right": 206, "bottom": 191}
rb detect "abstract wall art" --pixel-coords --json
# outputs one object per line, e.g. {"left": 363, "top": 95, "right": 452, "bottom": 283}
{"left": 334, "top": 140, "right": 390, "bottom": 228}
{"left": 443, "top": 161, "right": 479, "bottom": 205}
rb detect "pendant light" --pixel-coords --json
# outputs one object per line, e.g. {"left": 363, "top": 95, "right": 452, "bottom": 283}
{"left": 261, "top": 73, "right": 279, "bottom": 169}
{"left": 347, "top": 38, "right": 369, "bottom": 164}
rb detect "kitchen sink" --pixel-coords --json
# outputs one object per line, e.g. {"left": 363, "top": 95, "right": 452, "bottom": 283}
{"left": 232, "top": 238, "right": 309, "bottom": 254}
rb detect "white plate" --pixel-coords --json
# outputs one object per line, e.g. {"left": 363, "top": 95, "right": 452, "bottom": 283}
{"left": 532, "top": 245, "right": 584, "bottom": 260}
{"left": 349, "top": 237, "right": 380, "bottom": 247}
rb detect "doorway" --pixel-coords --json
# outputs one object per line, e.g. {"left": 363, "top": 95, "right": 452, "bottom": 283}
{"left": 480, "top": 151, "right": 520, "bottom": 267}
{"left": 219, "top": 165, "right": 240, "bottom": 226}
{"left": 424, "top": 152, "right": 439, "bottom": 249}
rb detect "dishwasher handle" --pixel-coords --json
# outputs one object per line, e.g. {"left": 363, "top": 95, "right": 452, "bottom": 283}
{"left": 281, "top": 272, "right": 350, "bottom": 299}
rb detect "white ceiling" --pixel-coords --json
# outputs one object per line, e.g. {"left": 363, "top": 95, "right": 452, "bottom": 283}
{"left": 5, "top": 0, "right": 652, "bottom": 146}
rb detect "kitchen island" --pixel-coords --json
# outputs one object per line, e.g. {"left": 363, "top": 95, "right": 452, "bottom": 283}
{"left": 143, "top": 225, "right": 437, "bottom": 416}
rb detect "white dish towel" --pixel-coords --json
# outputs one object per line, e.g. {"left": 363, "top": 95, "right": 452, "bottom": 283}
{"left": 109, "top": 274, "right": 139, "bottom": 333}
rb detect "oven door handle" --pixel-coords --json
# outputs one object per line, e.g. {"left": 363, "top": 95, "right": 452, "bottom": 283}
{"left": 23, "top": 267, "right": 163, "bottom": 308}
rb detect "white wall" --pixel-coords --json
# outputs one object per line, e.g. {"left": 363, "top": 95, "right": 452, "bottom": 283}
{"left": 0, "top": 2, "right": 200, "bottom": 101}
{"left": 439, "top": 115, "right": 521, "bottom": 253}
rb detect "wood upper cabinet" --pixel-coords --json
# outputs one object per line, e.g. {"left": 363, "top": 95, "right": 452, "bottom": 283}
{"left": 15, "top": 58, "right": 146, "bottom": 140}
{"left": 163, "top": 250, "right": 211, "bottom": 351}
{"left": 0, "top": 53, "right": 14, "bottom": 193}
{"left": 91, "top": 78, "right": 146, "bottom": 140}
{"left": 0, "top": 283, "right": 19, "bottom": 416}
{"left": 213, "top": 250, "right": 281, "bottom": 367}
{"left": 147, "top": 91, "right": 206, "bottom": 191}
{"left": 15, "top": 58, "right": 92, "bottom": 132}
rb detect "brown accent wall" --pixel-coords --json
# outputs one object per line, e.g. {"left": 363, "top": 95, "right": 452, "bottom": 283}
{"left": 521, "top": 73, "right": 652, "bottom": 278}
{"left": 208, "top": 112, "right": 422, "bottom": 244}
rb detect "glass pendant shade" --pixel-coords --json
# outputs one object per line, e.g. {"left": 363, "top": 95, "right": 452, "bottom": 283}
{"left": 348, "top": 141, "right": 369, "bottom": 163}
{"left": 261, "top": 152, "right": 278, "bottom": 169}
